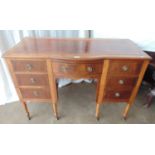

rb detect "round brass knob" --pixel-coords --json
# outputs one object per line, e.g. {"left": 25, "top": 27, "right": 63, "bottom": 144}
{"left": 30, "top": 78, "right": 36, "bottom": 84}
{"left": 26, "top": 64, "right": 32, "bottom": 71}
{"left": 87, "top": 66, "right": 93, "bottom": 72}
{"left": 118, "top": 79, "right": 124, "bottom": 85}
{"left": 33, "top": 91, "right": 39, "bottom": 96}
{"left": 115, "top": 92, "right": 120, "bottom": 97}
{"left": 61, "top": 66, "right": 69, "bottom": 72}
{"left": 122, "top": 65, "right": 128, "bottom": 71}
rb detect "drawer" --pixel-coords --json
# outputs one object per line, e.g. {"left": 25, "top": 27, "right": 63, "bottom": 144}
{"left": 52, "top": 61, "right": 103, "bottom": 77}
{"left": 16, "top": 74, "right": 49, "bottom": 86}
{"left": 20, "top": 88, "right": 51, "bottom": 99}
{"left": 108, "top": 60, "right": 142, "bottom": 76}
{"left": 11, "top": 60, "right": 47, "bottom": 72}
{"left": 105, "top": 90, "right": 132, "bottom": 101}
{"left": 107, "top": 76, "right": 137, "bottom": 90}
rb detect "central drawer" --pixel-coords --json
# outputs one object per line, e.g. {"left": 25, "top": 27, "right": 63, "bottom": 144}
{"left": 52, "top": 60, "right": 103, "bottom": 78}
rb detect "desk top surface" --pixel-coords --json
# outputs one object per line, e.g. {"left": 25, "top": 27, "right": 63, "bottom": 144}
{"left": 3, "top": 37, "right": 151, "bottom": 60}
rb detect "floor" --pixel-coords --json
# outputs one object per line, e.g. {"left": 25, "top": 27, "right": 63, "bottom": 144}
{"left": 0, "top": 83, "right": 155, "bottom": 124}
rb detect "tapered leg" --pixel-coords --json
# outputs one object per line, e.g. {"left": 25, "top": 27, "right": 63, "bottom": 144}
{"left": 96, "top": 79, "right": 100, "bottom": 102}
{"left": 52, "top": 103, "right": 59, "bottom": 120}
{"left": 123, "top": 60, "right": 150, "bottom": 120}
{"left": 47, "top": 60, "right": 59, "bottom": 120}
{"left": 51, "top": 82, "right": 59, "bottom": 120}
{"left": 95, "top": 60, "right": 110, "bottom": 120}
{"left": 96, "top": 104, "right": 100, "bottom": 120}
{"left": 22, "top": 101, "right": 31, "bottom": 120}
{"left": 123, "top": 103, "right": 131, "bottom": 120}
{"left": 96, "top": 79, "right": 100, "bottom": 120}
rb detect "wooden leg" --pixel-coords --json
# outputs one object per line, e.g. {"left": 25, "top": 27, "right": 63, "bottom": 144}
{"left": 51, "top": 84, "right": 59, "bottom": 120}
{"left": 123, "top": 103, "right": 131, "bottom": 120}
{"left": 96, "top": 104, "right": 100, "bottom": 120}
{"left": 22, "top": 101, "right": 31, "bottom": 120}
{"left": 96, "top": 78, "right": 100, "bottom": 102}
{"left": 95, "top": 60, "right": 110, "bottom": 120}
{"left": 52, "top": 103, "right": 59, "bottom": 120}
{"left": 47, "top": 60, "right": 59, "bottom": 120}
{"left": 123, "top": 60, "right": 150, "bottom": 119}
{"left": 96, "top": 79, "right": 101, "bottom": 120}
{"left": 52, "top": 103, "right": 56, "bottom": 114}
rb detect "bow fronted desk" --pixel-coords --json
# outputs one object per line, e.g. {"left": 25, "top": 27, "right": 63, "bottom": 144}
{"left": 3, "top": 38, "right": 151, "bottom": 120}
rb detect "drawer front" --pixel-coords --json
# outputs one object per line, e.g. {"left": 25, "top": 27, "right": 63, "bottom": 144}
{"left": 107, "top": 77, "right": 137, "bottom": 90}
{"left": 16, "top": 74, "right": 49, "bottom": 86}
{"left": 105, "top": 90, "right": 132, "bottom": 101}
{"left": 52, "top": 61, "right": 103, "bottom": 77}
{"left": 108, "top": 60, "right": 142, "bottom": 76}
{"left": 11, "top": 60, "right": 47, "bottom": 72}
{"left": 20, "top": 88, "right": 51, "bottom": 99}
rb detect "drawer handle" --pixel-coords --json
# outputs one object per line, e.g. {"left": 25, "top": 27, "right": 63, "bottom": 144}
{"left": 33, "top": 91, "right": 39, "bottom": 97}
{"left": 30, "top": 78, "right": 36, "bottom": 84}
{"left": 60, "top": 66, "right": 69, "bottom": 72}
{"left": 118, "top": 80, "right": 124, "bottom": 85}
{"left": 122, "top": 65, "right": 128, "bottom": 71}
{"left": 87, "top": 66, "right": 93, "bottom": 72}
{"left": 26, "top": 64, "right": 32, "bottom": 71}
{"left": 115, "top": 92, "right": 120, "bottom": 97}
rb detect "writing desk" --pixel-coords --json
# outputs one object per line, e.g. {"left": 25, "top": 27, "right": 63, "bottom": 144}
{"left": 3, "top": 38, "right": 151, "bottom": 120}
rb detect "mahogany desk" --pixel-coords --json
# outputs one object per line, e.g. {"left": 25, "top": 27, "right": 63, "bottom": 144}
{"left": 3, "top": 38, "right": 151, "bottom": 120}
